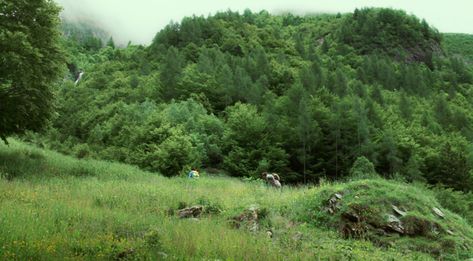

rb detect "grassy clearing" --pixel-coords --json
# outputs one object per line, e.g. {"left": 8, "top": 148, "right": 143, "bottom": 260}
{"left": 0, "top": 140, "right": 462, "bottom": 260}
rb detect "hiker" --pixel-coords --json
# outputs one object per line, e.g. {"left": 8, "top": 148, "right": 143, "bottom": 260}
{"left": 262, "top": 172, "right": 281, "bottom": 188}
{"left": 188, "top": 168, "right": 200, "bottom": 178}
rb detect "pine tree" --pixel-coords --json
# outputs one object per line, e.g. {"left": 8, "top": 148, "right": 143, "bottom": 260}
{"left": 160, "top": 47, "right": 184, "bottom": 100}
{"left": 216, "top": 64, "right": 235, "bottom": 108}
{"left": 300, "top": 66, "right": 317, "bottom": 94}
{"left": 295, "top": 33, "right": 306, "bottom": 58}
{"left": 378, "top": 130, "right": 402, "bottom": 175}
{"left": 434, "top": 94, "right": 452, "bottom": 128}
{"left": 254, "top": 47, "right": 270, "bottom": 79}
{"left": 321, "top": 38, "right": 330, "bottom": 53}
{"left": 296, "top": 96, "right": 318, "bottom": 183}
{"left": 233, "top": 66, "right": 252, "bottom": 102}
{"left": 371, "top": 85, "right": 385, "bottom": 105}
{"left": 352, "top": 98, "right": 371, "bottom": 157}
{"left": 399, "top": 91, "right": 413, "bottom": 120}
{"left": 334, "top": 68, "right": 348, "bottom": 97}
{"left": 107, "top": 37, "right": 115, "bottom": 48}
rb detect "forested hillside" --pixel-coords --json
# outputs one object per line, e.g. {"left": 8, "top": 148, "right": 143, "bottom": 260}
{"left": 443, "top": 33, "right": 473, "bottom": 64}
{"left": 34, "top": 8, "right": 473, "bottom": 191}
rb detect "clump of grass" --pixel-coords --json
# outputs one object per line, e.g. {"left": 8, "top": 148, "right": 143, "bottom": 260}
{"left": 197, "top": 197, "right": 224, "bottom": 215}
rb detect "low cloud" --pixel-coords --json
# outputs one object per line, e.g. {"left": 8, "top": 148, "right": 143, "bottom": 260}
{"left": 54, "top": 0, "right": 473, "bottom": 46}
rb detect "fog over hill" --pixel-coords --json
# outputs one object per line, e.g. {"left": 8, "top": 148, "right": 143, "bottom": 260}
{"left": 55, "top": 0, "right": 473, "bottom": 45}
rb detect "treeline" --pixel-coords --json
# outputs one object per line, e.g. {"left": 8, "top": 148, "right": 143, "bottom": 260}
{"left": 443, "top": 33, "right": 473, "bottom": 64}
{"left": 34, "top": 8, "right": 473, "bottom": 190}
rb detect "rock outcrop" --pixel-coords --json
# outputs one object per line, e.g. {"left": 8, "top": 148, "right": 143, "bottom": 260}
{"left": 178, "top": 205, "right": 203, "bottom": 218}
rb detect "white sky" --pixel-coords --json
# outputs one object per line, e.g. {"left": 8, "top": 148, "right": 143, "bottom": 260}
{"left": 55, "top": 0, "right": 473, "bottom": 45}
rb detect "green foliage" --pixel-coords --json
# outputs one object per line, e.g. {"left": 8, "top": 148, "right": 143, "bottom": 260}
{"left": 223, "top": 103, "right": 288, "bottom": 177}
{"left": 0, "top": 0, "right": 65, "bottom": 142}
{"left": 443, "top": 33, "right": 473, "bottom": 64}
{"left": 106, "top": 37, "right": 115, "bottom": 49}
{"left": 24, "top": 8, "right": 473, "bottom": 191}
{"left": 61, "top": 20, "right": 109, "bottom": 52}
{"left": 348, "top": 156, "right": 378, "bottom": 179}
{"left": 424, "top": 136, "right": 473, "bottom": 192}
{"left": 338, "top": 8, "right": 441, "bottom": 66}
{"left": 432, "top": 186, "right": 473, "bottom": 224}
{"left": 133, "top": 125, "right": 201, "bottom": 176}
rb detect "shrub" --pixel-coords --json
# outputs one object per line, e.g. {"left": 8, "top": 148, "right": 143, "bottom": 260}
{"left": 144, "top": 228, "right": 162, "bottom": 250}
{"left": 348, "top": 156, "right": 378, "bottom": 180}
{"left": 73, "top": 143, "right": 91, "bottom": 159}
{"left": 131, "top": 126, "right": 201, "bottom": 176}
{"left": 432, "top": 186, "right": 473, "bottom": 224}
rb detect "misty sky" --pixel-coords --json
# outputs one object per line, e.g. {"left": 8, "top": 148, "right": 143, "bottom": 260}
{"left": 55, "top": 0, "right": 473, "bottom": 45}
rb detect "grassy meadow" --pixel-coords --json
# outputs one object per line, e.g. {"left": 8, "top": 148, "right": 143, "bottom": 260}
{"left": 1, "top": 140, "right": 469, "bottom": 260}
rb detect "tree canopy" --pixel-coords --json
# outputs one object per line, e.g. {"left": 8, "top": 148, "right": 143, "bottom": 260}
{"left": 27, "top": 8, "right": 473, "bottom": 191}
{"left": 0, "top": 0, "right": 64, "bottom": 143}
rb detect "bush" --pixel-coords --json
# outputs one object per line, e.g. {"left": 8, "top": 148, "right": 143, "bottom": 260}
{"left": 73, "top": 143, "right": 91, "bottom": 159}
{"left": 144, "top": 228, "right": 162, "bottom": 250}
{"left": 151, "top": 128, "right": 201, "bottom": 176}
{"left": 432, "top": 186, "right": 473, "bottom": 224}
{"left": 69, "top": 163, "right": 96, "bottom": 177}
{"left": 130, "top": 124, "right": 202, "bottom": 176}
{"left": 348, "top": 156, "right": 378, "bottom": 180}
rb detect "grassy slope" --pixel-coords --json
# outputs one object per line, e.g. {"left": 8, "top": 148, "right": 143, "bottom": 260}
{"left": 1, "top": 140, "right": 465, "bottom": 260}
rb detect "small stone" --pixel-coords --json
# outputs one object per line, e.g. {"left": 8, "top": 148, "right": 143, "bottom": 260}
{"left": 248, "top": 204, "right": 259, "bottom": 212}
{"left": 178, "top": 205, "right": 203, "bottom": 218}
{"left": 387, "top": 214, "right": 400, "bottom": 223}
{"left": 342, "top": 211, "right": 360, "bottom": 222}
{"left": 326, "top": 193, "right": 343, "bottom": 214}
{"left": 248, "top": 222, "right": 258, "bottom": 232}
{"left": 293, "top": 232, "right": 303, "bottom": 241}
{"left": 386, "top": 214, "right": 404, "bottom": 234}
{"left": 266, "top": 230, "right": 273, "bottom": 238}
{"left": 432, "top": 207, "right": 445, "bottom": 219}
{"left": 231, "top": 206, "right": 260, "bottom": 232}
{"left": 157, "top": 252, "right": 168, "bottom": 259}
{"left": 392, "top": 205, "right": 407, "bottom": 217}
{"left": 431, "top": 225, "right": 440, "bottom": 235}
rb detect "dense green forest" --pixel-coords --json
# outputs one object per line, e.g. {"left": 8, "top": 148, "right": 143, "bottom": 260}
{"left": 443, "top": 33, "right": 473, "bottom": 64}
{"left": 28, "top": 8, "right": 473, "bottom": 191}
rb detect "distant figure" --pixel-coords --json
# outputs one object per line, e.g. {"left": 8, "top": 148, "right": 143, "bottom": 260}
{"left": 262, "top": 172, "right": 281, "bottom": 188}
{"left": 188, "top": 168, "right": 200, "bottom": 179}
{"left": 74, "top": 71, "right": 84, "bottom": 85}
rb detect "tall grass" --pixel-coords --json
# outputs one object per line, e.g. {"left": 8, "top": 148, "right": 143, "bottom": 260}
{"left": 0, "top": 140, "right": 435, "bottom": 260}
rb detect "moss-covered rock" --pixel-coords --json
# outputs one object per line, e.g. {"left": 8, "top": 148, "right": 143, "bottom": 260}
{"left": 294, "top": 178, "right": 473, "bottom": 260}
